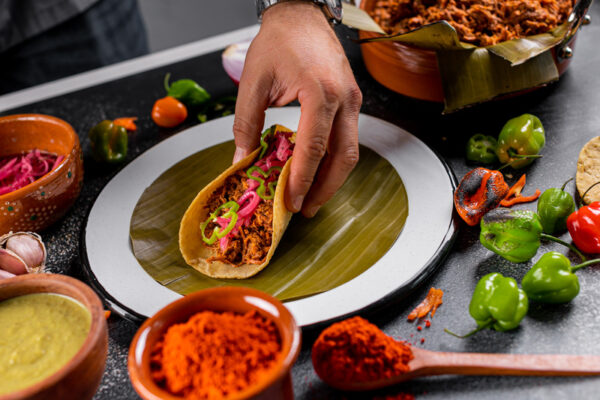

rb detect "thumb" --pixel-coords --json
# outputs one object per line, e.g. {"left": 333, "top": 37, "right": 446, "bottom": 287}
{"left": 232, "top": 61, "right": 272, "bottom": 163}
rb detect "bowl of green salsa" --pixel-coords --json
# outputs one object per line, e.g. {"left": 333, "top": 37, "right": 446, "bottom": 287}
{"left": 0, "top": 274, "right": 107, "bottom": 400}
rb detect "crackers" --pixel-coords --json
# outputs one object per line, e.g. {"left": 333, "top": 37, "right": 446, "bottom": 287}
{"left": 576, "top": 136, "right": 600, "bottom": 204}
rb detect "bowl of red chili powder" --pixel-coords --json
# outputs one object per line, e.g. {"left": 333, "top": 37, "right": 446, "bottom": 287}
{"left": 0, "top": 114, "right": 83, "bottom": 234}
{"left": 128, "top": 287, "right": 301, "bottom": 400}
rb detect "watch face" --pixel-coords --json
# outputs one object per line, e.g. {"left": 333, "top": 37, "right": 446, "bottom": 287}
{"left": 325, "top": 0, "right": 343, "bottom": 21}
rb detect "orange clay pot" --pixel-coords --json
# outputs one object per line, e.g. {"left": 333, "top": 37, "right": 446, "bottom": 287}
{"left": 359, "top": 0, "right": 574, "bottom": 102}
{"left": 128, "top": 286, "right": 302, "bottom": 400}
{"left": 0, "top": 114, "right": 83, "bottom": 234}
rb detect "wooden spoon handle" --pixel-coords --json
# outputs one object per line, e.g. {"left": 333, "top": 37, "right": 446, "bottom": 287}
{"left": 415, "top": 351, "right": 600, "bottom": 377}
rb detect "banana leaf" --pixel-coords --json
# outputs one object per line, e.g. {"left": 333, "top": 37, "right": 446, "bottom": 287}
{"left": 130, "top": 141, "right": 408, "bottom": 301}
{"left": 342, "top": 1, "right": 589, "bottom": 112}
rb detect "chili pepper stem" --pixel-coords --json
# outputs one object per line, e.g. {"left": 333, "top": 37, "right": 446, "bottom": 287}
{"left": 571, "top": 258, "right": 600, "bottom": 272}
{"left": 540, "top": 233, "right": 587, "bottom": 262}
{"left": 444, "top": 320, "right": 494, "bottom": 339}
{"left": 164, "top": 73, "right": 172, "bottom": 92}
{"left": 561, "top": 178, "right": 574, "bottom": 191}
{"left": 578, "top": 181, "right": 600, "bottom": 208}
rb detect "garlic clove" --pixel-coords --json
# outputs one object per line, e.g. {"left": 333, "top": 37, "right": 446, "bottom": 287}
{"left": 0, "top": 248, "right": 28, "bottom": 275}
{"left": 0, "top": 268, "right": 15, "bottom": 280}
{"left": 5, "top": 233, "right": 46, "bottom": 272}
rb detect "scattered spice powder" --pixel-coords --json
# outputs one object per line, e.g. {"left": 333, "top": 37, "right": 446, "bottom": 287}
{"left": 151, "top": 310, "right": 281, "bottom": 400}
{"left": 370, "top": 0, "right": 574, "bottom": 46}
{"left": 425, "top": 320, "right": 431, "bottom": 328}
{"left": 417, "top": 326, "right": 422, "bottom": 331}
{"left": 373, "top": 393, "right": 415, "bottom": 400}
{"left": 407, "top": 287, "right": 444, "bottom": 321}
{"left": 312, "top": 316, "right": 414, "bottom": 383}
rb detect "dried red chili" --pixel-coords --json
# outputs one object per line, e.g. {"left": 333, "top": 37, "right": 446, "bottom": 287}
{"left": 407, "top": 287, "right": 444, "bottom": 321}
{"left": 454, "top": 168, "right": 510, "bottom": 226}
{"left": 500, "top": 174, "right": 541, "bottom": 207}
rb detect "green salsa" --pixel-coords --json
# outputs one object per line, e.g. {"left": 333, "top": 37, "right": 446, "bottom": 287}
{"left": 0, "top": 293, "right": 91, "bottom": 394}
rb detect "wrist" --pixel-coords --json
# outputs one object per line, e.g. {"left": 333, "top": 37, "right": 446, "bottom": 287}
{"left": 261, "top": 1, "right": 331, "bottom": 24}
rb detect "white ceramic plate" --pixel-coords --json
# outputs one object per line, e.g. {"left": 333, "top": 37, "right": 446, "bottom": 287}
{"left": 81, "top": 107, "right": 457, "bottom": 327}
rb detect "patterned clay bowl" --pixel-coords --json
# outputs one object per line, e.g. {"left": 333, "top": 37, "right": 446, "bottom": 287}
{"left": 128, "top": 286, "right": 302, "bottom": 400}
{"left": 359, "top": 0, "right": 575, "bottom": 102}
{"left": 0, "top": 274, "right": 108, "bottom": 400}
{"left": 0, "top": 114, "right": 83, "bottom": 234}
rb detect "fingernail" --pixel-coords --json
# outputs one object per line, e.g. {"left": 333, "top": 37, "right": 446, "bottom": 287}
{"left": 233, "top": 148, "right": 246, "bottom": 163}
{"left": 305, "top": 205, "right": 320, "bottom": 218}
{"left": 292, "top": 196, "right": 304, "bottom": 212}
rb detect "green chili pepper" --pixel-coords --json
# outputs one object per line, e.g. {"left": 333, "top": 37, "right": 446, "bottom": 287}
{"left": 537, "top": 178, "right": 576, "bottom": 234}
{"left": 496, "top": 114, "right": 545, "bottom": 169}
{"left": 480, "top": 208, "right": 586, "bottom": 263}
{"left": 480, "top": 208, "right": 544, "bottom": 263}
{"left": 522, "top": 252, "right": 600, "bottom": 303}
{"left": 466, "top": 134, "right": 498, "bottom": 164}
{"left": 259, "top": 126, "right": 276, "bottom": 159}
{"left": 200, "top": 201, "right": 239, "bottom": 245}
{"left": 247, "top": 166, "right": 282, "bottom": 200}
{"left": 164, "top": 73, "right": 210, "bottom": 107}
{"left": 445, "top": 272, "right": 528, "bottom": 338}
{"left": 88, "top": 120, "right": 128, "bottom": 163}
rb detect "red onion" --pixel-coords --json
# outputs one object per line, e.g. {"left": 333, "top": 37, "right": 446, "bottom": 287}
{"left": 222, "top": 39, "right": 252, "bottom": 85}
{"left": 238, "top": 191, "right": 260, "bottom": 219}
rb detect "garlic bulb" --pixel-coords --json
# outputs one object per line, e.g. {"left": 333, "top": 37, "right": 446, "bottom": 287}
{"left": 0, "top": 232, "right": 46, "bottom": 275}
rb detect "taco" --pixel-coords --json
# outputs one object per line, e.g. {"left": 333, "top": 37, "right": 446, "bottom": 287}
{"left": 179, "top": 124, "right": 295, "bottom": 279}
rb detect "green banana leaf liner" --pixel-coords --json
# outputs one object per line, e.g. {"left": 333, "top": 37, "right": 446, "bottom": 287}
{"left": 342, "top": 0, "right": 592, "bottom": 112}
{"left": 129, "top": 140, "right": 408, "bottom": 301}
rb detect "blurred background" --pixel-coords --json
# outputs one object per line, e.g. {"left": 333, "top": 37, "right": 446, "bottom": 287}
{"left": 0, "top": 0, "right": 256, "bottom": 94}
{"left": 139, "top": 0, "right": 255, "bottom": 52}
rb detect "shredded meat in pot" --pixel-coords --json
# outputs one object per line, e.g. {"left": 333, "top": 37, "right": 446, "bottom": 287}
{"left": 204, "top": 171, "right": 274, "bottom": 266}
{"left": 370, "top": 0, "right": 574, "bottom": 46}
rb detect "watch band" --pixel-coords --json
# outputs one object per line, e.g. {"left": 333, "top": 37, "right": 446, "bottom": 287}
{"left": 255, "top": 0, "right": 343, "bottom": 24}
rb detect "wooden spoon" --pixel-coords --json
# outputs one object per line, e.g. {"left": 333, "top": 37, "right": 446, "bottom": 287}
{"left": 318, "top": 347, "right": 600, "bottom": 391}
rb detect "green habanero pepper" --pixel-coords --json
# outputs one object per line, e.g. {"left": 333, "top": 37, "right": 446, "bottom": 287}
{"left": 522, "top": 252, "right": 600, "bottom": 304}
{"left": 445, "top": 272, "right": 528, "bottom": 338}
{"left": 480, "top": 208, "right": 586, "bottom": 263}
{"left": 466, "top": 134, "right": 498, "bottom": 164}
{"left": 164, "top": 73, "right": 210, "bottom": 107}
{"left": 537, "top": 178, "right": 576, "bottom": 234}
{"left": 522, "top": 252, "right": 580, "bottom": 303}
{"left": 88, "top": 120, "right": 128, "bottom": 163}
{"left": 496, "top": 114, "right": 545, "bottom": 169}
{"left": 480, "top": 208, "right": 543, "bottom": 263}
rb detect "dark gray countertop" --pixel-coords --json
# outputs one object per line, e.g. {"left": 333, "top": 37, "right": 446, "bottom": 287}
{"left": 2, "top": 3, "right": 600, "bottom": 399}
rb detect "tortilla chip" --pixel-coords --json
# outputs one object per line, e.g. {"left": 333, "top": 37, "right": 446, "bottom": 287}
{"left": 179, "top": 125, "right": 294, "bottom": 279}
{"left": 576, "top": 136, "right": 600, "bottom": 204}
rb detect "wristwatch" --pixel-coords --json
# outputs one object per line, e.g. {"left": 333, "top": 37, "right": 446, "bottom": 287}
{"left": 256, "top": 0, "right": 343, "bottom": 24}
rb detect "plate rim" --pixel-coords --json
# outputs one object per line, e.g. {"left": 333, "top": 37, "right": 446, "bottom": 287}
{"left": 79, "top": 108, "right": 458, "bottom": 327}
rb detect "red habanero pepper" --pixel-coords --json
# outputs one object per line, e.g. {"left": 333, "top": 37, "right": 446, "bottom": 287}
{"left": 567, "top": 182, "right": 600, "bottom": 254}
{"left": 454, "top": 168, "right": 510, "bottom": 226}
{"left": 567, "top": 202, "right": 600, "bottom": 254}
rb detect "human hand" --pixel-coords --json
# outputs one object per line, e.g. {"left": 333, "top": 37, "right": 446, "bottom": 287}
{"left": 233, "top": 1, "right": 362, "bottom": 217}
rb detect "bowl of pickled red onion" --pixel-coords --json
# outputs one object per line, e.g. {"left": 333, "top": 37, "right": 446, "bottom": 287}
{"left": 0, "top": 114, "right": 83, "bottom": 234}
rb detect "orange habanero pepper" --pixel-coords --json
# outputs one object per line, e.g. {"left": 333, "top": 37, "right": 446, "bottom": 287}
{"left": 152, "top": 96, "right": 187, "bottom": 128}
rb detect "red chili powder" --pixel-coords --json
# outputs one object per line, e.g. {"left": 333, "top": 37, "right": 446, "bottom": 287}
{"left": 312, "top": 316, "right": 413, "bottom": 383}
{"left": 150, "top": 310, "right": 281, "bottom": 400}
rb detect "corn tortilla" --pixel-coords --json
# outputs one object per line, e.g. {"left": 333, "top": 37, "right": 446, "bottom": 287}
{"left": 179, "top": 125, "right": 293, "bottom": 279}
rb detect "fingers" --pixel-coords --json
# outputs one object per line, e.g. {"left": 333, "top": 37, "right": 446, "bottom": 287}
{"left": 285, "top": 86, "right": 338, "bottom": 212}
{"left": 300, "top": 93, "right": 361, "bottom": 217}
{"left": 232, "top": 50, "right": 273, "bottom": 163}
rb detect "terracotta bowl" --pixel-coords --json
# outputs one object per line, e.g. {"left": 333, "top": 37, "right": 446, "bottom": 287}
{"left": 359, "top": 0, "right": 574, "bottom": 102}
{"left": 128, "top": 287, "right": 302, "bottom": 400}
{"left": 0, "top": 114, "right": 83, "bottom": 235}
{"left": 0, "top": 274, "right": 108, "bottom": 400}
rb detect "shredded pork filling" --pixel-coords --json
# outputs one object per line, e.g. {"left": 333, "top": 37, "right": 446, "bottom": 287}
{"left": 370, "top": 0, "right": 574, "bottom": 46}
{"left": 204, "top": 171, "right": 274, "bottom": 266}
